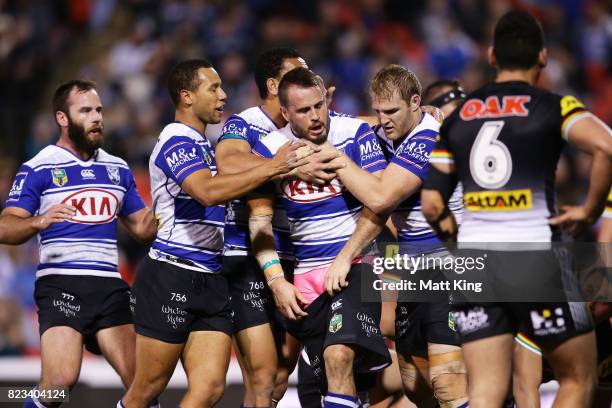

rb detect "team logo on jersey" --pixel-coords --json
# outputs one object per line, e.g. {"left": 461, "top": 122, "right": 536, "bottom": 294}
{"left": 51, "top": 168, "right": 68, "bottom": 187}
{"left": 560, "top": 95, "right": 585, "bottom": 117}
{"left": 8, "top": 172, "right": 28, "bottom": 200}
{"left": 329, "top": 313, "right": 343, "bottom": 333}
{"left": 464, "top": 189, "right": 532, "bottom": 211}
{"left": 281, "top": 178, "right": 343, "bottom": 202}
{"left": 459, "top": 95, "right": 531, "bottom": 121}
{"left": 106, "top": 166, "right": 120, "bottom": 185}
{"left": 81, "top": 168, "right": 96, "bottom": 180}
{"left": 61, "top": 188, "right": 120, "bottom": 224}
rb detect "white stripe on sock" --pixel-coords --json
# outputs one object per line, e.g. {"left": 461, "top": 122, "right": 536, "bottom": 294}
{"left": 324, "top": 395, "right": 358, "bottom": 407}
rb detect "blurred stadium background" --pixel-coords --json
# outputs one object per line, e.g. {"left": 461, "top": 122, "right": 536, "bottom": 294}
{"left": 0, "top": 0, "right": 610, "bottom": 406}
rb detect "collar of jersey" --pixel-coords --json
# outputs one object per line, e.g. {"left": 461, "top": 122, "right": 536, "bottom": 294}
{"left": 53, "top": 144, "right": 98, "bottom": 167}
{"left": 172, "top": 121, "right": 207, "bottom": 140}
{"left": 258, "top": 106, "right": 280, "bottom": 130}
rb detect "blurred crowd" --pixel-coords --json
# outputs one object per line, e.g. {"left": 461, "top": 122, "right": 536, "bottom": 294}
{"left": 0, "top": 0, "right": 610, "bottom": 355}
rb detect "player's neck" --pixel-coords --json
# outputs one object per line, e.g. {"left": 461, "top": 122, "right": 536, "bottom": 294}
{"left": 495, "top": 67, "right": 539, "bottom": 85}
{"left": 261, "top": 98, "right": 286, "bottom": 129}
{"left": 56, "top": 134, "right": 95, "bottom": 161}
{"left": 175, "top": 109, "right": 206, "bottom": 135}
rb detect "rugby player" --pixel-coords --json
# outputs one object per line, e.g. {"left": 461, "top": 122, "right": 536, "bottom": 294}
{"left": 0, "top": 80, "right": 157, "bottom": 408}
{"left": 248, "top": 67, "right": 391, "bottom": 408}
{"left": 118, "top": 59, "right": 309, "bottom": 408}
{"left": 318, "top": 66, "right": 468, "bottom": 408}
{"left": 422, "top": 10, "right": 612, "bottom": 408}
{"left": 215, "top": 47, "right": 343, "bottom": 408}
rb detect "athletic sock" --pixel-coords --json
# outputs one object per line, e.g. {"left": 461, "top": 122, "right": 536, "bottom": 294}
{"left": 324, "top": 392, "right": 358, "bottom": 408}
{"left": 23, "top": 396, "right": 48, "bottom": 408}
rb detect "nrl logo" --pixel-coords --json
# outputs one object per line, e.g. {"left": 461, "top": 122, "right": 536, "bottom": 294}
{"left": 51, "top": 168, "right": 68, "bottom": 187}
{"left": 106, "top": 166, "right": 120, "bottom": 185}
{"left": 328, "top": 313, "right": 343, "bottom": 334}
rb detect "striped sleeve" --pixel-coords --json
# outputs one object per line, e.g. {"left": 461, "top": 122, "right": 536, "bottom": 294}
{"left": 559, "top": 95, "right": 589, "bottom": 141}
{"left": 391, "top": 129, "right": 437, "bottom": 180}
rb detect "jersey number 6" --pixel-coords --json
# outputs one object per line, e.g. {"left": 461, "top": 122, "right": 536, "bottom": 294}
{"left": 469, "top": 120, "right": 512, "bottom": 189}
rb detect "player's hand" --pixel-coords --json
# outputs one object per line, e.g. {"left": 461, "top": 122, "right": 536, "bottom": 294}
{"left": 34, "top": 204, "right": 76, "bottom": 230}
{"left": 269, "top": 277, "right": 309, "bottom": 320}
{"left": 324, "top": 255, "right": 351, "bottom": 296}
{"left": 294, "top": 150, "right": 346, "bottom": 185}
{"left": 421, "top": 105, "right": 444, "bottom": 123}
{"left": 549, "top": 205, "right": 596, "bottom": 237}
{"left": 314, "top": 74, "right": 336, "bottom": 107}
{"left": 271, "top": 141, "right": 315, "bottom": 174}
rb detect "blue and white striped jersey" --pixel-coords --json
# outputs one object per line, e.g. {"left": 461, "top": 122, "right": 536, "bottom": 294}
{"left": 149, "top": 122, "right": 225, "bottom": 273}
{"left": 253, "top": 115, "right": 387, "bottom": 274}
{"left": 218, "top": 106, "right": 293, "bottom": 258}
{"left": 375, "top": 113, "right": 463, "bottom": 244}
{"left": 5, "top": 145, "right": 145, "bottom": 279}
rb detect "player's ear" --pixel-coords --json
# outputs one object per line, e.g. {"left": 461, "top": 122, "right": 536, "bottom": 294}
{"left": 487, "top": 46, "right": 496, "bottom": 67}
{"left": 267, "top": 78, "right": 279, "bottom": 97}
{"left": 179, "top": 89, "right": 193, "bottom": 107}
{"left": 56, "top": 110, "right": 69, "bottom": 127}
{"left": 538, "top": 48, "right": 547, "bottom": 68}
{"left": 410, "top": 94, "right": 421, "bottom": 111}
{"left": 280, "top": 105, "right": 289, "bottom": 122}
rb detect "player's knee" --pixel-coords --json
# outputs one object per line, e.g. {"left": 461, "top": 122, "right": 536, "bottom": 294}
{"left": 190, "top": 379, "right": 226, "bottom": 406}
{"left": 40, "top": 368, "right": 79, "bottom": 390}
{"left": 431, "top": 373, "right": 467, "bottom": 407}
{"left": 429, "top": 354, "right": 468, "bottom": 407}
{"left": 250, "top": 364, "right": 276, "bottom": 391}
{"left": 324, "top": 345, "right": 354, "bottom": 374}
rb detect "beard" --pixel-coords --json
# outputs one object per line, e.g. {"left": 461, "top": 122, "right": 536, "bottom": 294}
{"left": 67, "top": 117, "right": 104, "bottom": 155}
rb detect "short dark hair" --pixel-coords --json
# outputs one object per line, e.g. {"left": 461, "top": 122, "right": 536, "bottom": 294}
{"left": 493, "top": 10, "right": 544, "bottom": 70}
{"left": 278, "top": 67, "right": 320, "bottom": 107}
{"left": 255, "top": 47, "right": 303, "bottom": 99}
{"left": 52, "top": 80, "right": 97, "bottom": 125}
{"left": 167, "top": 59, "right": 213, "bottom": 106}
{"left": 370, "top": 64, "right": 421, "bottom": 103}
{"left": 423, "top": 79, "right": 463, "bottom": 104}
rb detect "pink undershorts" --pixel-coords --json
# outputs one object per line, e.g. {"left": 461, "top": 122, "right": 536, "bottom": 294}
{"left": 293, "top": 257, "right": 363, "bottom": 306}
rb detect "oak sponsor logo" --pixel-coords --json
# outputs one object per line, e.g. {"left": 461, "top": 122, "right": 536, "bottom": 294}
{"left": 331, "top": 299, "right": 343, "bottom": 312}
{"left": 281, "top": 178, "right": 343, "bottom": 202}
{"left": 459, "top": 95, "right": 530, "bottom": 121}
{"left": 61, "top": 188, "right": 120, "bottom": 224}
{"left": 464, "top": 189, "right": 532, "bottom": 211}
{"left": 221, "top": 122, "right": 247, "bottom": 139}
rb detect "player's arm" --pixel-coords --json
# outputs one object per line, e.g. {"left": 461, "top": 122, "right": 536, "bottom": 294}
{"left": 0, "top": 205, "right": 76, "bottom": 245}
{"left": 421, "top": 165, "right": 459, "bottom": 242}
{"left": 183, "top": 140, "right": 308, "bottom": 206}
{"left": 216, "top": 138, "right": 269, "bottom": 174}
{"left": 550, "top": 113, "right": 612, "bottom": 235}
{"left": 334, "top": 160, "right": 423, "bottom": 215}
{"left": 120, "top": 208, "right": 156, "bottom": 243}
{"left": 324, "top": 207, "right": 387, "bottom": 295}
{"left": 247, "top": 193, "right": 308, "bottom": 320}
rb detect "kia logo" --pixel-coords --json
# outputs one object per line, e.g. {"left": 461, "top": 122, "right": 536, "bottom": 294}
{"left": 61, "top": 188, "right": 119, "bottom": 224}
